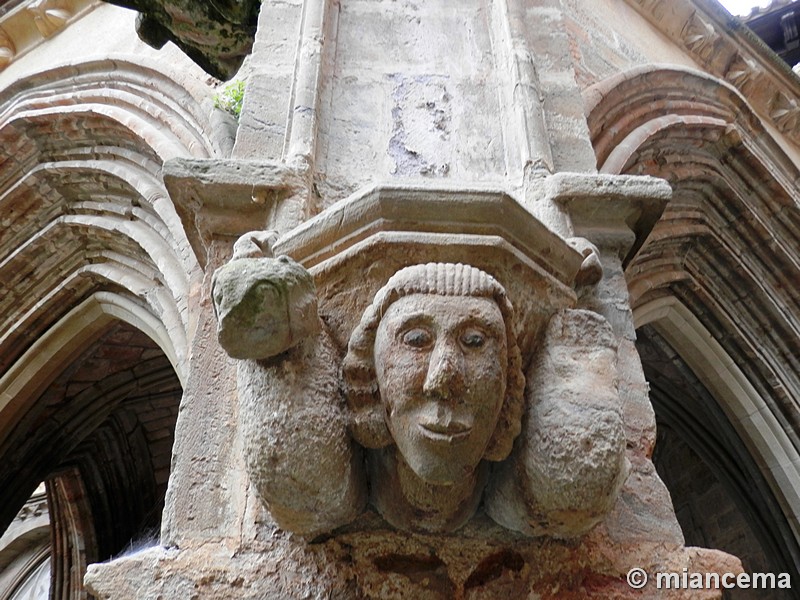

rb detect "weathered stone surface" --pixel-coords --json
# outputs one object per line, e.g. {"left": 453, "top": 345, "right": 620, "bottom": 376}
{"left": 213, "top": 247, "right": 627, "bottom": 539}
{"left": 237, "top": 325, "right": 366, "bottom": 537}
{"left": 486, "top": 309, "right": 627, "bottom": 538}
{"left": 343, "top": 263, "right": 524, "bottom": 533}
{"left": 85, "top": 527, "right": 743, "bottom": 599}
{"left": 8, "top": 0, "right": 797, "bottom": 595}
{"left": 213, "top": 254, "right": 319, "bottom": 360}
{"left": 163, "top": 158, "right": 308, "bottom": 269}
{"left": 211, "top": 233, "right": 363, "bottom": 537}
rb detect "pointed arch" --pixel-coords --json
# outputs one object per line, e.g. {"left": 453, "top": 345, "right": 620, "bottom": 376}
{"left": 0, "top": 56, "right": 224, "bottom": 595}
{"left": 0, "top": 56, "right": 229, "bottom": 381}
{"left": 586, "top": 65, "right": 800, "bottom": 578}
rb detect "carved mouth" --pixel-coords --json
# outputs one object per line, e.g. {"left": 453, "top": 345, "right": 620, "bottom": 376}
{"left": 418, "top": 422, "right": 472, "bottom": 442}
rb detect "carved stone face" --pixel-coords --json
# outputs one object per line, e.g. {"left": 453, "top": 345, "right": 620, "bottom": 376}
{"left": 374, "top": 294, "right": 508, "bottom": 485}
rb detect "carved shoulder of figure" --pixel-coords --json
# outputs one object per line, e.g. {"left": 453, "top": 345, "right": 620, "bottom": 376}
{"left": 212, "top": 231, "right": 366, "bottom": 537}
{"left": 486, "top": 308, "right": 628, "bottom": 538}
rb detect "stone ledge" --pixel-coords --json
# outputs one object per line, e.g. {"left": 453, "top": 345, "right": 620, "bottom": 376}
{"left": 274, "top": 183, "right": 583, "bottom": 287}
{"left": 84, "top": 531, "right": 743, "bottom": 599}
{"left": 163, "top": 158, "right": 307, "bottom": 270}
{"left": 549, "top": 172, "right": 672, "bottom": 265}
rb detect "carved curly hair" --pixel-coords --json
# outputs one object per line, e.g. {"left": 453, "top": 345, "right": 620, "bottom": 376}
{"left": 341, "top": 263, "right": 525, "bottom": 462}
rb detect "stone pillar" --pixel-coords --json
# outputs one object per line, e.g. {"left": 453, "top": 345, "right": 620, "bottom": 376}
{"left": 85, "top": 1, "right": 743, "bottom": 598}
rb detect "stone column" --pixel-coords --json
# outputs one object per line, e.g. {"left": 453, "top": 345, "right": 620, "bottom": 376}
{"left": 85, "top": 1, "right": 743, "bottom": 598}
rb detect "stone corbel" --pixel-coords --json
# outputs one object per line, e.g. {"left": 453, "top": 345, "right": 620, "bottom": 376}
{"left": 163, "top": 158, "right": 308, "bottom": 270}
{"left": 210, "top": 183, "right": 633, "bottom": 539}
{"left": 270, "top": 184, "right": 583, "bottom": 357}
{"left": 547, "top": 172, "right": 672, "bottom": 267}
{"left": 99, "top": 0, "right": 261, "bottom": 80}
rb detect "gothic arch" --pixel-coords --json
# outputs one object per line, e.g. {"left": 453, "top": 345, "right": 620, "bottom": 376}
{"left": 585, "top": 65, "right": 800, "bottom": 577}
{"left": 0, "top": 54, "right": 227, "bottom": 417}
{"left": 0, "top": 56, "right": 226, "bottom": 597}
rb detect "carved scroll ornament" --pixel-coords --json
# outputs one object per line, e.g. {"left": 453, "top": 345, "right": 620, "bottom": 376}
{"left": 212, "top": 232, "right": 627, "bottom": 538}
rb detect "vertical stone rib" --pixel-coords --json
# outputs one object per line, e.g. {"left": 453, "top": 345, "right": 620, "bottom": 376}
{"left": 491, "top": 0, "right": 554, "bottom": 181}
{"left": 284, "top": 0, "right": 330, "bottom": 170}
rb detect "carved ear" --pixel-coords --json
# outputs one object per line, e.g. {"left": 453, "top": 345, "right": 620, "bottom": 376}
{"left": 484, "top": 333, "right": 524, "bottom": 462}
{"left": 341, "top": 310, "right": 393, "bottom": 449}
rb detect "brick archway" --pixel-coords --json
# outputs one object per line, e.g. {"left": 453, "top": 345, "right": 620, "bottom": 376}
{"left": 1, "top": 321, "right": 183, "bottom": 600}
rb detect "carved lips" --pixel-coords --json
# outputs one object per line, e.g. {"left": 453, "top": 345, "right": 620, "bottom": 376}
{"left": 418, "top": 419, "right": 472, "bottom": 442}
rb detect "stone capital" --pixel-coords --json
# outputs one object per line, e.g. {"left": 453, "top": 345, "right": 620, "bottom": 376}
{"left": 269, "top": 183, "right": 584, "bottom": 357}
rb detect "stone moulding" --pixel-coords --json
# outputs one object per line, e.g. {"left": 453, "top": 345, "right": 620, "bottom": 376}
{"left": 0, "top": 0, "right": 99, "bottom": 73}
{"left": 545, "top": 172, "right": 672, "bottom": 266}
{"left": 165, "top": 167, "right": 587, "bottom": 340}
{"left": 626, "top": 0, "right": 800, "bottom": 144}
{"left": 273, "top": 184, "right": 580, "bottom": 283}
{"left": 264, "top": 184, "right": 584, "bottom": 358}
{"left": 163, "top": 158, "right": 308, "bottom": 270}
{"left": 167, "top": 167, "right": 607, "bottom": 354}
{"left": 166, "top": 167, "right": 673, "bottom": 321}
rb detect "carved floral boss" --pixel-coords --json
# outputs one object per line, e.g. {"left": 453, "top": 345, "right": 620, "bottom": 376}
{"left": 212, "top": 232, "right": 627, "bottom": 538}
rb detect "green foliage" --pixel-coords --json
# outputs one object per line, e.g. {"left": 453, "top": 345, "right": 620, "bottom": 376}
{"left": 214, "top": 79, "right": 246, "bottom": 119}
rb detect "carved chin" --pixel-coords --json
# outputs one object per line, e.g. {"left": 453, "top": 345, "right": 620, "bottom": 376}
{"left": 398, "top": 430, "right": 484, "bottom": 486}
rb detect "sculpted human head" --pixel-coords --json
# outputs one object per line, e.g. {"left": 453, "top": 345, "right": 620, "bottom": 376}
{"left": 343, "top": 263, "right": 525, "bottom": 485}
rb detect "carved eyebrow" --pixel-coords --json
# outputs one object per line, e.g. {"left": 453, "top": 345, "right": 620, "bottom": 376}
{"left": 458, "top": 315, "right": 505, "bottom": 335}
{"left": 391, "top": 313, "right": 504, "bottom": 338}
{"left": 393, "top": 312, "right": 432, "bottom": 329}
{"left": 463, "top": 314, "right": 495, "bottom": 327}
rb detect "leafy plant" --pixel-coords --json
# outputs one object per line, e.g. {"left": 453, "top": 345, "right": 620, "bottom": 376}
{"left": 214, "top": 79, "right": 246, "bottom": 119}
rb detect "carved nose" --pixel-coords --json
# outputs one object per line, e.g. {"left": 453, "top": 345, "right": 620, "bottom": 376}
{"left": 423, "top": 341, "right": 465, "bottom": 400}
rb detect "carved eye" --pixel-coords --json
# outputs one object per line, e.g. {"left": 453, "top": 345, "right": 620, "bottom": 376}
{"left": 402, "top": 328, "right": 433, "bottom": 348}
{"left": 460, "top": 329, "right": 486, "bottom": 348}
